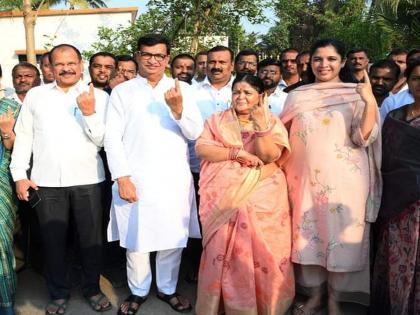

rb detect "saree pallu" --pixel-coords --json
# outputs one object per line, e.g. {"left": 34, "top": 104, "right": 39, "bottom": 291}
{"left": 195, "top": 109, "right": 294, "bottom": 315}
{"left": 0, "top": 98, "right": 20, "bottom": 310}
{"left": 372, "top": 107, "right": 420, "bottom": 315}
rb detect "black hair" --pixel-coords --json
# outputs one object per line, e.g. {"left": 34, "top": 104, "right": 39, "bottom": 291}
{"left": 387, "top": 48, "right": 408, "bottom": 58}
{"left": 116, "top": 55, "right": 138, "bottom": 71}
{"left": 405, "top": 59, "right": 420, "bottom": 79}
{"left": 0, "top": 64, "right": 2, "bottom": 77}
{"left": 49, "top": 44, "right": 82, "bottom": 64}
{"left": 297, "top": 51, "right": 310, "bottom": 62}
{"left": 207, "top": 45, "right": 234, "bottom": 62}
{"left": 234, "top": 49, "right": 259, "bottom": 64}
{"left": 346, "top": 48, "right": 369, "bottom": 59}
{"left": 407, "top": 48, "right": 420, "bottom": 63}
{"left": 170, "top": 53, "right": 195, "bottom": 69}
{"left": 137, "top": 34, "right": 171, "bottom": 55}
{"left": 307, "top": 38, "right": 356, "bottom": 83}
{"left": 12, "top": 62, "right": 41, "bottom": 78}
{"left": 369, "top": 59, "right": 400, "bottom": 80}
{"left": 195, "top": 51, "right": 207, "bottom": 59}
{"left": 232, "top": 74, "right": 264, "bottom": 94}
{"left": 257, "top": 58, "right": 281, "bottom": 71}
{"left": 40, "top": 52, "right": 50, "bottom": 66}
{"left": 89, "top": 52, "right": 117, "bottom": 68}
{"left": 280, "top": 48, "right": 299, "bottom": 60}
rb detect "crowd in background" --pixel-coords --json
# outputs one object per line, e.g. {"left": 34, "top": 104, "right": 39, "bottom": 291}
{"left": 0, "top": 34, "right": 419, "bottom": 315}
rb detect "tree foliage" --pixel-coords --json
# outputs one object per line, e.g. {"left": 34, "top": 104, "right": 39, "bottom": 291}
{"left": 84, "top": 0, "right": 266, "bottom": 59}
{"left": 0, "top": 0, "right": 107, "bottom": 11}
{"left": 260, "top": 0, "right": 418, "bottom": 60}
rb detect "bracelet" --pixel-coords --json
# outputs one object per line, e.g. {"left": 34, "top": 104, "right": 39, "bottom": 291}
{"left": 1, "top": 133, "right": 11, "bottom": 140}
{"left": 228, "top": 147, "right": 240, "bottom": 160}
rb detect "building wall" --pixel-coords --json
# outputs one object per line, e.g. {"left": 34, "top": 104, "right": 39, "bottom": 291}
{"left": 0, "top": 9, "right": 136, "bottom": 87}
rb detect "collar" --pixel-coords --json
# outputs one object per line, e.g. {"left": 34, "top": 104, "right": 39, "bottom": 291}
{"left": 201, "top": 76, "right": 234, "bottom": 90}
{"left": 50, "top": 79, "right": 86, "bottom": 94}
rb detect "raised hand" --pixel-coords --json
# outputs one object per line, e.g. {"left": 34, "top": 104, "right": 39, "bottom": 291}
{"left": 250, "top": 93, "right": 269, "bottom": 131}
{"left": 356, "top": 70, "right": 377, "bottom": 106}
{"left": 0, "top": 107, "right": 15, "bottom": 135}
{"left": 164, "top": 78, "right": 183, "bottom": 120}
{"left": 76, "top": 83, "right": 96, "bottom": 116}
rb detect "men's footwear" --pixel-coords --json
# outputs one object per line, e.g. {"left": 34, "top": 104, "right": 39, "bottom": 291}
{"left": 85, "top": 292, "right": 112, "bottom": 312}
{"left": 45, "top": 299, "right": 68, "bottom": 315}
{"left": 117, "top": 294, "right": 147, "bottom": 315}
{"left": 156, "top": 292, "right": 192, "bottom": 313}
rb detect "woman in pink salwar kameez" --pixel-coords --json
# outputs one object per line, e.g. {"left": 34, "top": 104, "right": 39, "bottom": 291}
{"left": 195, "top": 75, "right": 295, "bottom": 315}
{"left": 280, "top": 39, "right": 382, "bottom": 315}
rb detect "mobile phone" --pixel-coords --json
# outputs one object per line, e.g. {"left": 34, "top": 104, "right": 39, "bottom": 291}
{"left": 28, "top": 188, "right": 41, "bottom": 208}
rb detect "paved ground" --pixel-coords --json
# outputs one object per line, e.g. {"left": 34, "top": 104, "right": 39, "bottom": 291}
{"left": 15, "top": 266, "right": 368, "bottom": 315}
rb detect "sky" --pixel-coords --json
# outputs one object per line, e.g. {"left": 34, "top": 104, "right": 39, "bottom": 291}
{"left": 84, "top": 0, "right": 275, "bottom": 35}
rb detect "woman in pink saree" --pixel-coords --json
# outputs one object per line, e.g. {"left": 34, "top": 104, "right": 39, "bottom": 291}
{"left": 195, "top": 75, "right": 295, "bottom": 315}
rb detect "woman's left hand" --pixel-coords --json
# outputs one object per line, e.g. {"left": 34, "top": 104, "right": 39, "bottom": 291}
{"left": 356, "top": 70, "right": 377, "bottom": 105}
{"left": 0, "top": 107, "right": 15, "bottom": 135}
{"left": 251, "top": 94, "right": 268, "bottom": 130}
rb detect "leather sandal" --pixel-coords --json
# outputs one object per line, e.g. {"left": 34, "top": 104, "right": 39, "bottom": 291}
{"left": 156, "top": 292, "right": 192, "bottom": 313}
{"left": 117, "top": 294, "right": 147, "bottom": 315}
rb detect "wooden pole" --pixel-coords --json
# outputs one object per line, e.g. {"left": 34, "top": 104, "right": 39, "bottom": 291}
{"left": 23, "top": 0, "right": 37, "bottom": 65}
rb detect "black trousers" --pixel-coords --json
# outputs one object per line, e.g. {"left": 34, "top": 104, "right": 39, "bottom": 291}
{"left": 35, "top": 184, "right": 103, "bottom": 300}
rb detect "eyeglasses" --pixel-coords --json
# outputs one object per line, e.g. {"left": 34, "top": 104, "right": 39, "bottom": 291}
{"left": 135, "top": 51, "right": 167, "bottom": 62}
{"left": 236, "top": 61, "right": 257, "bottom": 67}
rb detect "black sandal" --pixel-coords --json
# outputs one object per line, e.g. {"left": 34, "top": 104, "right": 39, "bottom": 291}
{"left": 45, "top": 299, "right": 68, "bottom": 315}
{"left": 117, "top": 294, "right": 147, "bottom": 315}
{"left": 85, "top": 292, "right": 112, "bottom": 312}
{"left": 156, "top": 292, "right": 192, "bottom": 313}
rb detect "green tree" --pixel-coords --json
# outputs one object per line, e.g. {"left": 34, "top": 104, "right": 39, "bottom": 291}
{"left": 84, "top": 0, "right": 266, "bottom": 59}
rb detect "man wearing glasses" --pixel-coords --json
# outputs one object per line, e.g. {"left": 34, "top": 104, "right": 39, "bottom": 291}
{"left": 10, "top": 44, "right": 111, "bottom": 314}
{"left": 234, "top": 48, "right": 259, "bottom": 76}
{"left": 279, "top": 48, "right": 300, "bottom": 90}
{"left": 105, "top": 34, "right": 202, "bottom": 314}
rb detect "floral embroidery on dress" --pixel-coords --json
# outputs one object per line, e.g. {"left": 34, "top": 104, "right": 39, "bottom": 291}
{"left": 291, "top": 113, "right": 314, "bottom": 145}
{"left": 334, "top": 144, "right": 361, "bottom": 173}
{"left": 310, "top": 169, "right": 335, "bottom": 215}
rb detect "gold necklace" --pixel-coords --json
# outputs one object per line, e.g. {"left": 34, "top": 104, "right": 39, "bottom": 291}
{"left": 408, "top": 105, "right": 420, "bottom": 120}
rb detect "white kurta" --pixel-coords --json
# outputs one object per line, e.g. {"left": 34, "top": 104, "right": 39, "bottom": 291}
{"left": 105, "top": 75, "right": 203, "bottom": 253}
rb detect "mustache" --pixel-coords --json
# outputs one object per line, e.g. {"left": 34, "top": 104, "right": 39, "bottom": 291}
{"left": 59, "top": 70, "right": 76, "bottom": 75}
{"left": 210, "top": 68, "right": 222, "bottom": 74}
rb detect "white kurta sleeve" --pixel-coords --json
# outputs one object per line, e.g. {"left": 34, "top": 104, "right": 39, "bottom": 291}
{"left": 104, "top": 89, "right": 131, "bottom": 180}
{"left": 10, "top": 96, "right": 34, "bottom": 182}
{"left": 81, "top": 90, "right": 108, "bottom": 147}
{"left": 170, "top": 84, "right": 203, "bottom": 140}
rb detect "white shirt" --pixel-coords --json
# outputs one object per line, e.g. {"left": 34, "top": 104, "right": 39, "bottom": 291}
{"left": 278, "top": 79, "right": 288, "bottom": 91}
{"left": 268, "top": 86, "right": 288, "bottom": 115}
{"left": 105, "top": 75, "right": 203, "bottom": 252}
{"left": 188, "top": 76, "right": 234, "bottom": 173}
{"left": 380, "top": 89, "right": 414, "bottom": 124}
{"left": 10, "top": 80, "right": 109, "bottom": 187}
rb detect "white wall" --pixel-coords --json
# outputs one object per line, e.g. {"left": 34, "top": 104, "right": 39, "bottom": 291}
{"left": 0, "top": 10, "right": 135, "bottom": 87}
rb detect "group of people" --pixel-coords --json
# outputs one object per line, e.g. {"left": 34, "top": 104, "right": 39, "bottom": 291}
{"left": 0, "top": 33, "right": 419, "bottom": 315}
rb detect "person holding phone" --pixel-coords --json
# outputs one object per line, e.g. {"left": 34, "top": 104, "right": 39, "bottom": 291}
{"left": 10, "top": 44, "right": 111, "bottom": 315}
{"left": 195, "top": 75, "right": 294, "bottom": 314}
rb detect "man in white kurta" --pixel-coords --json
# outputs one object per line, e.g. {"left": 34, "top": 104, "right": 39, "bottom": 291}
{"left": 104, "top": 34, "right": 203, "bottom": 314}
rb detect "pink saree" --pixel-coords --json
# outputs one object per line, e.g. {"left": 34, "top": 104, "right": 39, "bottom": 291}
{"left": 195, "top": 109, "right": 294, "bottom": 315}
